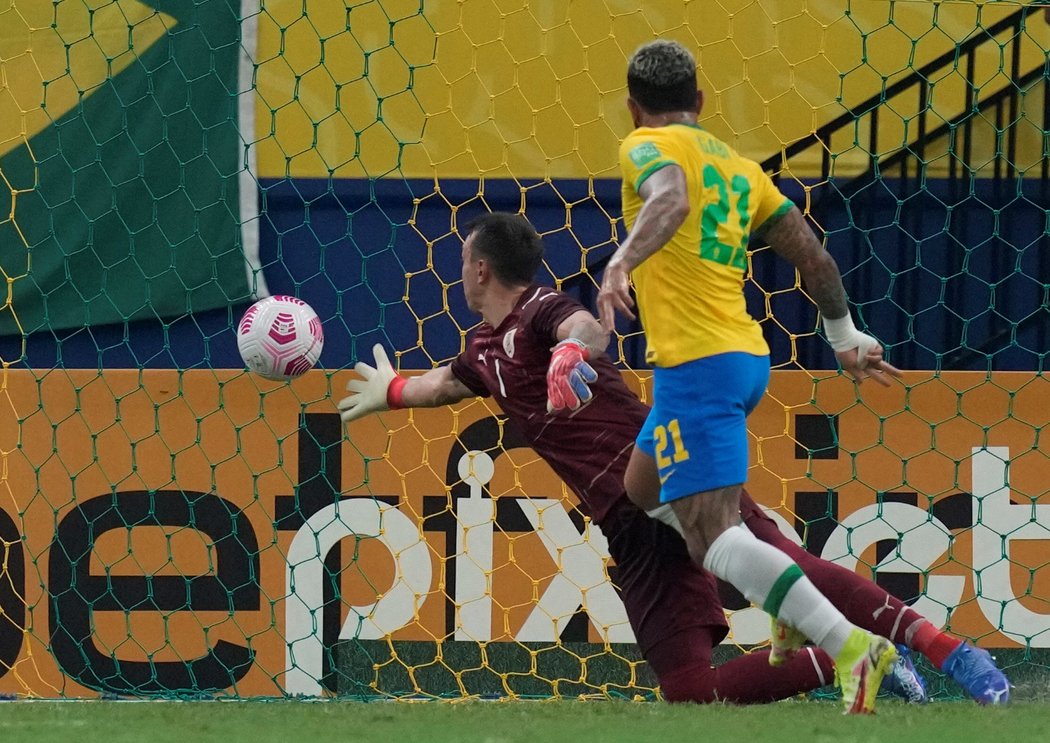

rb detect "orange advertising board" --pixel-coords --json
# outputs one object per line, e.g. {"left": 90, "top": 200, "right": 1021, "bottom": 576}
{"left": 0, "top": 368, "right": 1047, "bottom": 697}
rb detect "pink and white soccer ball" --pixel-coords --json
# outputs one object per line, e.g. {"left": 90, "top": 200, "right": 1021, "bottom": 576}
{"left": 237, "top": 295, "right": 324, "bottom": 380}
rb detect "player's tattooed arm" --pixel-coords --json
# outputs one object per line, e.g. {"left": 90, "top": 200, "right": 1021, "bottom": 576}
{"left": 555, "top": 310, "right": 609, "bottom": 357}
{"left": 609, "top": 165, "right": 690, "bottom": 272}
{"left": 761, "top": 206, "right": 902, "bottom": 387}
{"left": 598, "top": 165, "right": 689, "bottom": 329}
{"left": 762, "top": 205, "right": 850, "bottom": 320}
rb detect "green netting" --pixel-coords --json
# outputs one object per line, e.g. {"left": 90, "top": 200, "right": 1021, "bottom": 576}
{"left": 0, "top": 0, "right": 1046, "bottom": 703}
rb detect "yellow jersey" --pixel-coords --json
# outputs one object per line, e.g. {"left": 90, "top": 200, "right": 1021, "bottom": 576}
{"left": 618, "top": 123, "right": 793, "bottom": 367}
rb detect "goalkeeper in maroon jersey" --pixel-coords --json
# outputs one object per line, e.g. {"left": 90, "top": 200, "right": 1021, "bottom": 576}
{"left": 338, "top": 212, "right": 1006, "bottom": 705}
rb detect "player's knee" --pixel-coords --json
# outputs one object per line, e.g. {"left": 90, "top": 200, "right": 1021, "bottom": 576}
{"left": 659, "top": 664, "right": 719, "bottom": 704}
{"left": 672, "top": 517, "right": 718, "bottom": 567}
{"left": 673, "top": 489, "right": 741, "bottom": 538}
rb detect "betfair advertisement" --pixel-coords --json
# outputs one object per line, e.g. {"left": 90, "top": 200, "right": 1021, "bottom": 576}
{"left": 0, "top": 369, "right": 1046, "bottom": 696}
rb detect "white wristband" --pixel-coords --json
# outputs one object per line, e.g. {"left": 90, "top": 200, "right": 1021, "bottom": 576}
{"left": 822, "top": 314, "right": 860, "bottom": 352}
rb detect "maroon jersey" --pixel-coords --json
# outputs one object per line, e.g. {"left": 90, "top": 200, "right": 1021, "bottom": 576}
{"left": 449, "top": 286, "right": 648, "bottom": 523}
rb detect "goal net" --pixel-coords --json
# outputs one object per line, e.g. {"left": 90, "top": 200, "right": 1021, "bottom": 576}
{"left": 0, "top": 0, "right": 1047, "bottom": 699}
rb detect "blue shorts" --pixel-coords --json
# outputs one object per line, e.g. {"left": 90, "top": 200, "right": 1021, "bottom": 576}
{"left": 636, "top": 352, "right": 770, "bottom": 503}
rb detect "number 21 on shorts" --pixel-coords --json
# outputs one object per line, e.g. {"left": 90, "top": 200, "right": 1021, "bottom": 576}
{"left": 653, "top": 419, "right": 691, "bottom": 469}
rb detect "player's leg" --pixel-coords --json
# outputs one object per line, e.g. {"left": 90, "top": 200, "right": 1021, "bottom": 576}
{"left": 739, "top": 494, "right": 928, "bottom": 702}
{"left": 599, "top": 497, "right": 834, "bottom": 704}
{"left": 740, "top": 494, "right": 948, "bottom": 658}
{"left": 634, "top": 352, "right": 896, "bottom": 714}
{"left": 631, "top": 452, "right": 931, "bottom": 703}
{"left": 740, "top": 494, "right": 1010, "bottom": 704}
{"left": 657, "top": 634, "right": 834, "bottom": 704}
{"left": 667, "top": 487, "right": 895, "bottom": 714}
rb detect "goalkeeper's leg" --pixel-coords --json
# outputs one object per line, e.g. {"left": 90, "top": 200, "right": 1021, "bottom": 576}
{"left": 600, "top": 498, "right": 834, "bottom": 704}
{"left": 740, "top": 493, "right": 1009, "bottom": 704}
{"left": 739, "top": 493, "right": 958, "bottom": 665}
{"left": 655, "top": 628, "right": 833, "bottom": 704}
{"left": 630, "top": 454, "right": 968, "bottom": 677}
{"left": 627, "top": 414, "right": 894, "bottom": 715}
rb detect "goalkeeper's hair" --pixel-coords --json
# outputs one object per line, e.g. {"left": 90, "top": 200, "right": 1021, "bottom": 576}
{"left": 465, "top": 212, "right": 544, "bottom": 286}
{"left": 627, "top": 40, "right": 698, "bottom": 114}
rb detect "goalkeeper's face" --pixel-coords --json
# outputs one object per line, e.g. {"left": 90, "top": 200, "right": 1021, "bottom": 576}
{"left": 461, "top": 235, "right": 484, "bottom": 313}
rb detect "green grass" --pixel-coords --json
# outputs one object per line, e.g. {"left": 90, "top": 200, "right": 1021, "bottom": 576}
{"left": 3, "top": 699, "right": 1047, "bottom": 743}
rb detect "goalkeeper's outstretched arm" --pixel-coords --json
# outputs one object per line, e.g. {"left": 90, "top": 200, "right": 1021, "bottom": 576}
{"left": 337, "top": 344, "right": 473, "bottom": 423}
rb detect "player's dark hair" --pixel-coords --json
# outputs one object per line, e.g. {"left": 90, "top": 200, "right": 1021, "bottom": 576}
{"left": 627, "top": 40, "right": 698, "bottom": 114}
{"left": 464, "top": 212, "right": 544, "bottom": 286}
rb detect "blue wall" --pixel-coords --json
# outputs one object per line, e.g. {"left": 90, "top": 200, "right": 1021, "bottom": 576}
{"left": 2, "top": 176, "right": 1046, "bottom": 372}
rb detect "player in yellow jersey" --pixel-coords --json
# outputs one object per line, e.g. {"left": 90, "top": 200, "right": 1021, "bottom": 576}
{"left": 597, "top": 40, "right": 906, "bottom": 714}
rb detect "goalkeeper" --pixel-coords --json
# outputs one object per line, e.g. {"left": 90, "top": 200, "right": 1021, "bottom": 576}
{"left": 338, "top": 212, "right": 1007, "bottom": 706}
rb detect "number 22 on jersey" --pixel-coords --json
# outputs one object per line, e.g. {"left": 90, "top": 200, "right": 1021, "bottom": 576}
{"left": 700, "top": 164, "right": 751, "bottom": 271}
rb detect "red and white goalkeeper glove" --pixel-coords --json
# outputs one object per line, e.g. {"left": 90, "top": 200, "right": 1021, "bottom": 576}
{"left": 546, "top": 339, "right": 598, "bottom": 412}
{"left": 337, "top": 344, "right": 407, "bottom": 423}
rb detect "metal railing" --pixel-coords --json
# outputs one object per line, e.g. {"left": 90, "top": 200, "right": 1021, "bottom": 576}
{"left": 573, "top": 5, "right": 1048, "bottom": 371}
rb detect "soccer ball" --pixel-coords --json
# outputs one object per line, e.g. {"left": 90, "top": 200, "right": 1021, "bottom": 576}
{"left": 237, "top": 295, "right": 324, "bottom": 380}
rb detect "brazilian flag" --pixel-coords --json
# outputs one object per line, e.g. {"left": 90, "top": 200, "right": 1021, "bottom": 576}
{"left": 0, "top": 0, "right": 263, "bottom": 335}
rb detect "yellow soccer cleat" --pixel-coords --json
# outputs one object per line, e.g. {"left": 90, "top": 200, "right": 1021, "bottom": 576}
{"left": 769, "top": 618, "right": 806, "bottom": 667}
{"left": 834, "top": 629, "right": 898, "bottom": 714}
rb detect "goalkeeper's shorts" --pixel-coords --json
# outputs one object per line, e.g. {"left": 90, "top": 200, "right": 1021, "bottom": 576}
{"left": 635, "top": 351, "right": 770, "bottom": 503}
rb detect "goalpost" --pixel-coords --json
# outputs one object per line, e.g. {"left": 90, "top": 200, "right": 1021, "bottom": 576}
{"left": 0, "top": 0, "right": 1046, "bottom": 699}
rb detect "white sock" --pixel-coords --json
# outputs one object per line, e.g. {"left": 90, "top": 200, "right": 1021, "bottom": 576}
{"left": 702, "top": 525, "right": 856, "bottom": 658}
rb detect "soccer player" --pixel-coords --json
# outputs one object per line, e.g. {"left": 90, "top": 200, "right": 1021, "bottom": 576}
{"left": 339, "top": 212, "right": 1004, "bottom": 707}
{"left": 596, "top": 40, "right": 1009, "bottom": 710}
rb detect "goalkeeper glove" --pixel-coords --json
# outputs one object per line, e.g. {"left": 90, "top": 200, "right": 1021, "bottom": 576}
{"left": 337, "top": 344, "right": 407, "bottom": 423}
{"left": 547, "top": 339, "right": 598, "bottom": 412}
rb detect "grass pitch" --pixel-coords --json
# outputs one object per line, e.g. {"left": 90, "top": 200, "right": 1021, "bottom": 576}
{"left": 2, "top": 699, "right": 1044, "bottom": 743}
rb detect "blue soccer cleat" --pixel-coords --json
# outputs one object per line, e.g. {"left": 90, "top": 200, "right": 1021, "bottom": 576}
{"left": 880, "top": 645, "right": 929, "bottom": 703}
{"left": 943, "top": 642, "right": 1011, "bottom": 705}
